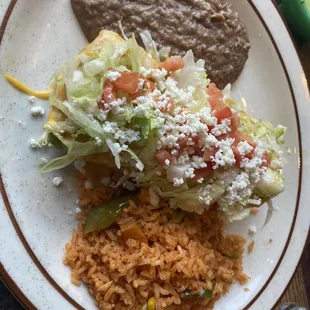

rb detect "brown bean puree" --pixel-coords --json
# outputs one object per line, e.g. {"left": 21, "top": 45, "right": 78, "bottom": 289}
{"left": 71, "top": 0, "right": 250, "bottom": 89}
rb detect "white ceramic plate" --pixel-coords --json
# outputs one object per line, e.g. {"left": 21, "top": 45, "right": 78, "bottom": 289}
{"left": 0, "top": 1, "right": 309, "bottom": 309}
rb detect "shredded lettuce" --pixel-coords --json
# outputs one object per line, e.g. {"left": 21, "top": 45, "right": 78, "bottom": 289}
{"left": 174, "top": 50, "right": 209, "bottom": 89}
{"left": 254, "top": 168, "right": 284, "bottom": 199}
{"left": 122, "top": 35, "right": 141, "bottom": 73}
{"left": 39, "top": 133, "right": 109, "bottom": 172}
{"left": 53, "top": 99, "right": 108, "bottom": 141}
{"left": 158, "top": 46, "right": 171, "bottom": 61}
{"left": 37, "top": 30, "right": 286, "bottom": 221}
{"left": 140, "top": 30, "right": 160, "bottom": 62}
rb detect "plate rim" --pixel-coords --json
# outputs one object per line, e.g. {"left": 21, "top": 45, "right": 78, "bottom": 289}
{"left": 0, "top": 0, "right": 309, "bottom": 309}
{"left": 263, "top": 2, "right": 310, "bottom": 308}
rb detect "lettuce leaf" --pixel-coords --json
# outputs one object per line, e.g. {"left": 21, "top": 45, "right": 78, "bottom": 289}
{"left": 174, "top": 50, "right": 209, "bottom": 89}
{"left": 39, "top": 133, "right": 108, "bottom": 172}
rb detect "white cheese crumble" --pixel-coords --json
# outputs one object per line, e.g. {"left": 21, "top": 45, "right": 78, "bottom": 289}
{"left": 28, "top": 96, "right": 35, "bottom": 103}
{"left": 164, "top": 77, "right": 196, "bottom": 106}
{"left": 191, "top": 156, "right": 207, "bottom": 169}
{"left": 97, "top": 110, "right": 108, "bottom": 121}
{"left": 105, "top": 70, "right": 121, "bottom": 81}
{"left": 199, "top": 184, "right": 217, "bottom": 205}
{"left": 164, "top": 159, "right": 170, "bottom": 166}
{"left": 138, "top": 78, "right": 145, "bottom": 90}
{"left": 31, "top": 106, "right": 45, "bottom": 116}
{"left": 248, "top": 225, "right": 257, "bottom": 236}
{"left": 102, "top": 121, "right": 140, "bottom": 144}
{"left": 237, "top": 141, "right": 253, "bottom": 156}
{"left": 76, "top": 207, "right": 82, "bottom": 214}
{"left": 204, "top": 133, "right": 218, "bottom": 148}
{"left": 184, "top": 167, "right": 195, "bottom": 179}
{"left": 95, "top": 137, "right": 102, "bottom": 146}
{"left": 52, "top": 176, "right": 63, "bottom": 187}
{"left": 29, "top": 138, "right": 37, "bottom": 148}
{"left": 107, "top": 97, "right": 126, "bottom": 115}
{"left": 270, "top": 159, "right": 284, "bottom": 169}
{"left": 211, "top": 119, "right": 231, "bottom": 136}
{"left": 212, "top": 138, "right": 235, "bottom": 169}
{"left": 140, "top": 67, "right": 167, "bottom": 90}
{"left": 173, "top": 177, "right": 184, "bottom": 187}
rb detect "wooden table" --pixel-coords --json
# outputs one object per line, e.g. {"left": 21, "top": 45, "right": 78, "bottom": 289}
{"left": 277, "top": 43, "right": 310, "bottom": 309}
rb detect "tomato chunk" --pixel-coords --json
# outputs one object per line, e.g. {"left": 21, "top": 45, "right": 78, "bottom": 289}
{"left": 130, "top": 79, "right": 156, "bottom": 99}
{"left": 207, "top": 83, "right": 232, "bottom": 122}
{"left": 231, "top": 145, "right": 243, "bottom": 166}
{"left": 208, "top": 97, "right": 223, "bottom": 110}
{"left": 155, "top": 149, "right": 174, "bottom": 166}
{"left": 213, "top": 106, "right": 232, "bottom": 122}
{"left": 101, "top": 81, "right": 117, "bottom": 105}
{"left": 192, "top": 165, "right": 214, "bottom": 182}
{"left": 159, "top": 56, "right": 184, "bottom": 71}
{"left": 207, "top": 83, "right": 223, "bottom": 98}
{"left": 114, "top": 72, "right": 139, "bottom": 95}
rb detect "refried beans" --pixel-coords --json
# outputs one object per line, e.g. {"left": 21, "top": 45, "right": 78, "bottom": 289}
{"left": 71, "top": 0, "right": 250, "bottom": 89}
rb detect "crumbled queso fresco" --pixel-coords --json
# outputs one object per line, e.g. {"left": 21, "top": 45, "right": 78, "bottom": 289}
{"left": 78, "top": 66, "right": 269, "bottom": 209}
{"left": 31, "top": 106, "right": 45, "bottom": 116}
{"left": 52, "top": 176, "right": 63, "bottom": 187}
{"left": 33, "top": 32, "right": 285, "bottom": 219}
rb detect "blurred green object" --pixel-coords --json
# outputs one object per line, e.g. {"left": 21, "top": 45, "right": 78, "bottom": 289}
{"left": 279, "top": 0, "right": 310, "bottom": 42}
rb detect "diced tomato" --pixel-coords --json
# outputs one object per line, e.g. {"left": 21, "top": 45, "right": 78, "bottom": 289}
{"left": 113, "top": 72, "right": 139, "bottom": 95}
{"left": 230, "top": 113, "right": 240, "bottom": 132}
{"left": 101, "top": 81, "right": 117, "bottom": 105}
{"left": 155, "top": 149, "right": 174, "bottom": 166}
{"left": 212, "top": 106, "right": 232, "bottom": 123}
{"left": 159, "top": 56, "right": 184, "bottom": 71}
{"left": 130, "top": 90, "right": 145, "bottom": 100}
{"left": 207, "top": 83, "right": 223, "bottom": 99}
{"left": 130, "top": 79, "right": 156, "bottom": 100}
{"left": 207, "top": 83, "right": 232, "bottom": 122}
{"left": 177, "top": 138, "right": 188, "bottom": 149}
{"left": 261, "top": 152, "right": 270, "bottom": 167}
{"left": 192, "top": 165, "right": 214, "bottom": 182}
{"left": 218, "top": 130, "right": 257, "bottom": 166}
{"left": 231, "top": 145, "right": 243, "bottom": 166}
{"left": 208, "top": 97, "right": 223, "bottom": 110}
{"left": 195, "top": 148, "right": 204, "bottom": 157}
